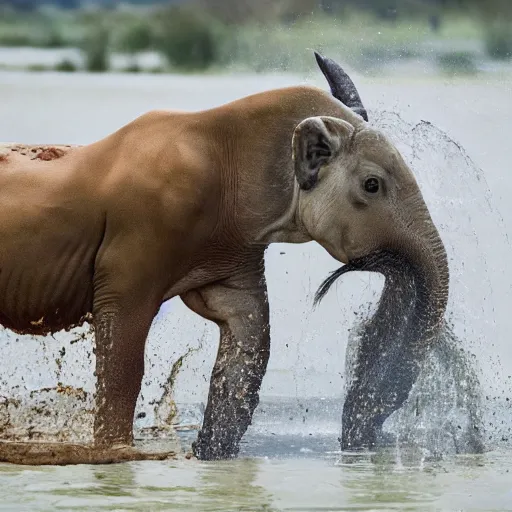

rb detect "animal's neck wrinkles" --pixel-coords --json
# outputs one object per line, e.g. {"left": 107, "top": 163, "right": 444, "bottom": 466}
{"left": 253, "top": 180, "right": 310, "bottom": 245}
{"left": 198, "top": 85, "right": 353, "bottom": 248}
{"left": 211, "top": 128, "right": 244, "bottom": 243}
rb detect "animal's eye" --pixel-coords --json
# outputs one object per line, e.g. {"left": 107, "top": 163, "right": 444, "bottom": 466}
{"left": 364, "top": 177, "right": 379, "bottom": 194}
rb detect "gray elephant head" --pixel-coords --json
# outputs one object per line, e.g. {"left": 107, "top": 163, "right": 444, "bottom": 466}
{"left": 297, "top": 52, "right": 449, "bottom": 451}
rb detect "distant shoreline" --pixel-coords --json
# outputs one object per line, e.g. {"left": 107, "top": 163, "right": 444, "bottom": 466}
{"left": 0, "top": 46, "right": 511, "bottom": 82}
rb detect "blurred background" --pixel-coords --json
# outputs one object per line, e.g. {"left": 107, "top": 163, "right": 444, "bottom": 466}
{"left": 0, "top": 0, "right": 510, "bottom": 76}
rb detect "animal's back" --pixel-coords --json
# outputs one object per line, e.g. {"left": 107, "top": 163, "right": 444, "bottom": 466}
{"left": 0, "top": 86, "right": 352, "bottom": 336}
{"left": 0, "top": 111, "right": 221, "bottom": 335}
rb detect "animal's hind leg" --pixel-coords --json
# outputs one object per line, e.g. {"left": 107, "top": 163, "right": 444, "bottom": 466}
{"left": 181, "top": 254, "right": 270, "bottom": 460}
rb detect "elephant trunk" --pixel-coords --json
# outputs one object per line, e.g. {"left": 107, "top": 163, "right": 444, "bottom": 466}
{"left": 315, "top": 200, "right": 449, "bottom": 451}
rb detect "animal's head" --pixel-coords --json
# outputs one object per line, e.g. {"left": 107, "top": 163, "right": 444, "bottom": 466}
{"left": 293, "top": 113, "right": 427, "bottom": 267}
{"left": 294, "top": 53, "right": 450, "bottom": 450}
{"left": 294, "top": 54, "right": 442, "bottom": 274}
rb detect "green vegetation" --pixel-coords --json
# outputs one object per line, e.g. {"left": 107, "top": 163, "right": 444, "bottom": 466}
{"left": 27, "top": 63, "right": 49, "bottom": 72}
{"left": 483, "top": 20, "right": 512, "bottom": 60}
{"left": 153, "top": 7, "right": 225, "bottom": 71}
{"left": 82, "top": 25, "right": 110, "bottom": 72}
{"left": 118, "top": 21, "right": 152, "bottom": 55}
{"left": 0, "top": 0, "right": 510, "bottom": 74}
{"left": 54, "top": 58, "right": 77, "bottom": 72}
{"left": 436, "top": 51, "right": 477, "bottom": 75}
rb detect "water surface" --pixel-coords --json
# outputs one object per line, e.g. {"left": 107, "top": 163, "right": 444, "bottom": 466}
{"left": 1, "top": 443, "right": 511, "bottom": 511}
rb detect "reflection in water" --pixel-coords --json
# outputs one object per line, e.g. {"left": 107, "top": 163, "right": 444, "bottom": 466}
{"left": 337, "top": 450, "right": 494, "bottom": 511}
{"left": 0, "top": 449, "right": 511, "bottom": 510}
{"left": 91, "top": 464, "right": 137, "bottom": 498}
{"left": 341, "top": 464, "right": 436, "bottom": 510}
{"left": 198, "top": 459, "right": 276, "bottom": 512}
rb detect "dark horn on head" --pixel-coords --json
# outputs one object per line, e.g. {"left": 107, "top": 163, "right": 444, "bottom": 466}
{"left": 314, "top": 51, "right": 369, "bottom": 122}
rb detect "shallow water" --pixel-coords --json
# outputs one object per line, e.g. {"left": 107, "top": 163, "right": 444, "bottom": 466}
{"left": 1, "top": 441, "right": 511, "bottom": 511}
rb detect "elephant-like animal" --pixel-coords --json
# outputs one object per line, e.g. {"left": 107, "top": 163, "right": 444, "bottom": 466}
{"left": 0, "top": 52, "right": 448, "bottom": 464}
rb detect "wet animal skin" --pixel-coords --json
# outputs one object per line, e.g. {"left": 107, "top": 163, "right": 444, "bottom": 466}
{"left": 0, "top": 52, "right": 448, "bottom": 464}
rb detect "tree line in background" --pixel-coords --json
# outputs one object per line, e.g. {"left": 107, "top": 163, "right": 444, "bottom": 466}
{"left": 0, "top": 0, "right": 510, "bottom": 72}
{"left": 2, "top": 0, "right": 510, "bottom": 19}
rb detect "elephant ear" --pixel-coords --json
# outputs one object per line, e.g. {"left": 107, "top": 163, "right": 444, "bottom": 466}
{"left": 314, "top": 51, "right": 369, "bottom": 122}
{"left": 292, "top": 116, "right": 354, "bottom": 191}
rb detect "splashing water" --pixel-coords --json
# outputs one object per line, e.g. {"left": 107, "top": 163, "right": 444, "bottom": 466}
{"left": 0, "top": 110, "right": 510, "bottom": 458}
{"left": 342, "top": 110, "right": 512, "bottom": 456}
{"left": 383, "top": 322, "right": 485, "bottom": 455}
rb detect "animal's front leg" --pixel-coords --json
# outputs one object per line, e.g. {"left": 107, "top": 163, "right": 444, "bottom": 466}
{"left": 92, "top": 306, "right": 153, "bottom": 448}
{"left": 86, "top": 259, "right": 176, "bottom": 463}
{"left": 0, "top": 283, "right": 177, "bottom": 466}
{"left": 181, "top": 260, "right": 270, "bottom": 460}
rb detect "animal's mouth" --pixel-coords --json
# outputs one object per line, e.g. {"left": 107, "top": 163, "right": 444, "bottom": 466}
{"left": 314, "top": 249, "right": 415, "bottom": 306}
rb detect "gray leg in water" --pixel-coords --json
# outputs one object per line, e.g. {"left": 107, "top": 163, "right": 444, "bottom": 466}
{"left": 181, "top": 254, "right": 270, "bottom": 460}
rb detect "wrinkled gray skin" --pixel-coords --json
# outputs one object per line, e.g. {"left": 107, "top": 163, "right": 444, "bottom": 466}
{"left": 312, "top": 54, "right": 449, "bottom": 451}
